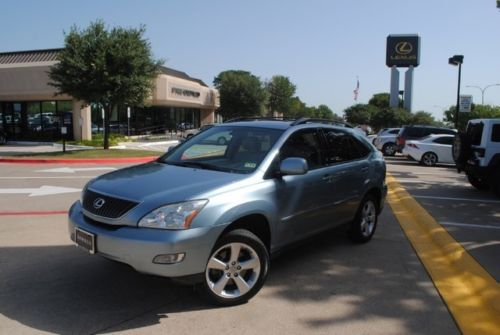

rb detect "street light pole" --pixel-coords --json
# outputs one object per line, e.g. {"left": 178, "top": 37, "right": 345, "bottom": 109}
{"left": 466, "top": 84, "right": 500, "bottom": 105}
{"left": 448, "top": 55, "right": 464, "bottom": 129}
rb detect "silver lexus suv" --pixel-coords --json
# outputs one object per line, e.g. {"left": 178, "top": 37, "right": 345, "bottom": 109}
{"left": 69, "top": 118, "right": 387, "bottom": 306}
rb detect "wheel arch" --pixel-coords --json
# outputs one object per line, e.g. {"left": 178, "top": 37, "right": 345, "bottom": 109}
{"left": 219, "top": 214, "right": 271, "bottom": 252}
{"left": 364, "top": 187, "right": 382, "bottom": 214}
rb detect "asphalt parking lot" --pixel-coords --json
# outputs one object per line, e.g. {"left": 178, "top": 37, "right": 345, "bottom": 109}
{"left": 1, "top": 157, "right": 498, "bottom": 334}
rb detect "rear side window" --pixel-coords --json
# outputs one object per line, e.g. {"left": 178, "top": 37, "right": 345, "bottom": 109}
{"left": 467, "top": 123, "right": 484, "bottom": 145}
{"left": 492, "top": 124, "right": 500, "bottom": 142}
{"left": 433, "top": 137, "right": 453, "bottom": 145}
{"left": 389, "top": 129, "right": 400, "bottom": 134}
{"left": 322, "top": 129, "right": 370, "bottom": 164}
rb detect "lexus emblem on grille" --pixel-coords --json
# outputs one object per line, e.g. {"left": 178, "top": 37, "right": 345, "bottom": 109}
{"left": 93, "top": 198, "right": 106, "bottom": 209}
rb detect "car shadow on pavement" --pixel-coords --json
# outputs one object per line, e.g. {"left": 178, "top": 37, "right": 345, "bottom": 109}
{"left": 0, "top": 245, "right": 212, "bottom": 334}
{"left": 0, "top": 213, "right": 459, "bottom": 335}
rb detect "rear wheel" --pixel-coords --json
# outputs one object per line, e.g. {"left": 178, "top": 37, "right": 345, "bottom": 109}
{"left": 198, "top": 229, "right": 269, "bottom": 306}
{"left": 467, "top": 174, "right": 489, "bottom": 191}
{"left": 382, "top": 143, "right": 397, "bottom": 156}
{"left": 421, "top": 152, "right": 438, "bottom": 166}
{"left": 348, "top": 195, "right": 378, "bottom": 243}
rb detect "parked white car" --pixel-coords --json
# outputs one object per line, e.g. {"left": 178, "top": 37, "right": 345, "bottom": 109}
{"left": 403, "top": 134, "right": 455, "bottom": 166}
{"left": 374, "top": 128, "right": 400, "bottom": 156}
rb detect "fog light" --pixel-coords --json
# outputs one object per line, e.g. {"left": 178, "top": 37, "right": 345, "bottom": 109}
{"left": 153, "top": 253, "right": 185, "bottom": 264}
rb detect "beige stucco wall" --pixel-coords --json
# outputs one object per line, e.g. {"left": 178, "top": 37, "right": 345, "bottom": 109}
{"left": 0, "top": 62, "right": 71, "bottom": 101}
{"left": 0, "top": 62, "right": 219, "bottom": 139}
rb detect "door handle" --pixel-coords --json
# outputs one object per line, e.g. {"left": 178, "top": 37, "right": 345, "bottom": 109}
{"left": 322, "top": 174, "right": 334, "bottom": 182}
{"left": 361, "top": 167, "right": 369, "bottom": 173}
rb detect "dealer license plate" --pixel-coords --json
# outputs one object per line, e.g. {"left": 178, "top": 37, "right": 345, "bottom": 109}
{"left": 75, "top": 228, "right": 96, "bottom": 254}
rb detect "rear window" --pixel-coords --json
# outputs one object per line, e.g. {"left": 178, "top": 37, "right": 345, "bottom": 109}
{"left": 467, "top": 122, "right": 484, "bottom": 145}
{"left": 492, "top": 124, "right": 500, "bottom": 142}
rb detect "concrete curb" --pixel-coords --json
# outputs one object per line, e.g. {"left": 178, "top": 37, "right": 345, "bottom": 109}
{"left": 386, "top": 174, "right": 500, "bottom": 335}
{"left": 0, "top": 156, "right": 158, "bottom": 164}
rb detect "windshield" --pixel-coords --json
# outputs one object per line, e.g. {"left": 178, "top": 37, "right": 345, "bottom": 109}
{"left": 160, "top": 126, "right": 284, "bottom": 174}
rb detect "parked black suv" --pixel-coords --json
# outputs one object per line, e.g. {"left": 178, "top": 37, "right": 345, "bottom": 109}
{"left": 396, "top": 125, "right": 457, "bottom": 152}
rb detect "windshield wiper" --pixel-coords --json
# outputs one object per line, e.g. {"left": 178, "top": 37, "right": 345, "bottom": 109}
{"left": 167, "top": 161, "right": 230, "bottom": 172}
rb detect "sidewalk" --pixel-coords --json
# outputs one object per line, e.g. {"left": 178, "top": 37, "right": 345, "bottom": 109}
{"left": 0, "top": 140, "right": 177, "bottom": 164}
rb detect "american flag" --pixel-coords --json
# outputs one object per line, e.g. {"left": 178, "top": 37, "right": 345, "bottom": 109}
{"left": 353, "top": 78, "right": 359, "bottom": 101}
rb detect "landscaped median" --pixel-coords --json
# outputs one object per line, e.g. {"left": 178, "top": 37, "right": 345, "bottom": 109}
{"left": 386, "top": 174, "right": 500, "bottom": 335}
{"left": 0, "top": 149, "right": 161, "bottom": 164}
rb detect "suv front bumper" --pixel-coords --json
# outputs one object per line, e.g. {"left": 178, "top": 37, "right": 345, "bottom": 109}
{"left": 68, "top": 201, "right": 224, "bottom": 278}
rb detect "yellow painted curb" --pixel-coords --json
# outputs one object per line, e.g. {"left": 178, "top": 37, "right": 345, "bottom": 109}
{"left": 386, "top": 175, "right": 500, "bottom": 335}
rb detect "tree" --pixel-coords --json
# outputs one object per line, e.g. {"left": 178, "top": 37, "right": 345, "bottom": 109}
{"left": 370, "top": 107, "right": 412, "bottom": 130}
{"left": 288, "top": 96, "right": 308, "bottom": 118}
{"left": 444, "top": 104, "right": 500, "bottom": 130}
{"left": 265, "top": 75, "right": 296, "bottom": 117}
{"left": 49, "top": 20, "right": 162, "bottom": 149}
{"left": 343, "top": 104, "right": 377, "bottom": 125}
{"left": 368, "top": 93, "right": 391, "bottom": 109}
{"left": 411, "top": 111, "right": 437, "bottom": 125}
{"left": 214, "top": 70, "right": 267, "bottom": 119}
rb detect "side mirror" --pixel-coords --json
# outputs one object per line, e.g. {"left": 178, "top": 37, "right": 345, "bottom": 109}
{"left": 279, "top": 157, "right": 308, "bottom": 176}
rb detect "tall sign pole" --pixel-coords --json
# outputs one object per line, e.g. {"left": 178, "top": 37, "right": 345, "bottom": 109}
{"left": 386, "top": 34, "right": 421, "bottom": 111}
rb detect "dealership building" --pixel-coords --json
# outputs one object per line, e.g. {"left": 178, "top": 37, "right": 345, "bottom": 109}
{"left": 0, "top": 48, "right": 219, "bottom": 141}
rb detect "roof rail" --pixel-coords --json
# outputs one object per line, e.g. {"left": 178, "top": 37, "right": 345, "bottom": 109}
{"left": 223, "top": 116, "right": 296, "bottom": 123}
{"left": 290, "top": 117, "right": 353, "bottom": 128}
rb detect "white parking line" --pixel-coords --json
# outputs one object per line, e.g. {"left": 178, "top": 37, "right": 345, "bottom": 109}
{"left": 396, "top": 179, "right": 469, "bottom": 186}
{"left": 414, "top": 195, "right": 500, "bottom": 204}
{"left": 441, "top": 221, "right": 500, "bottom": 230}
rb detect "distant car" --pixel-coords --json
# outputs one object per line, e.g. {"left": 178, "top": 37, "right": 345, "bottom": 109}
{"left": 0, "top": 130, "right": 6, "bottom": 145}
{"left": 374, "top": 128, "right": 400, "bottom": 156}
{"left": 183, "top": 124, "right": 215, "bottom": 139}
{"left": 396, "top": 125, "right": 457, "bottom": 153}
{"left": 402, "top": 134, "right": 455, "bottom": 166}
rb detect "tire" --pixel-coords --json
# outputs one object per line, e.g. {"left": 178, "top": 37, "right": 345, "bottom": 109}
{"left": 382, "top": 143, "right": 397, "bottom": 156}
{"left": 348, "top": 195, "right": 378, "bottom": 243}
{"left": 0, "top": 133, "right": 5, "bottom": 145}
{"left": 217, "top": 137, "right": 227, "bottom": 145}
{"left": 467, "top": 174, "right": 489, "bottom": 191}
{"left": 197, "top": 229, "right": 269, "bottom": 306}
{"left": 420, "top": 152, "right": 438, "bottom": 167}
{"left": 492, "top": 171, "right": 500, "bottom": 198}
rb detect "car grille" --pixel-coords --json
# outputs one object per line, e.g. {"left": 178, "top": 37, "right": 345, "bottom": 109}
{"left": 82, "top": 189, "right": 138, "bottom": 219}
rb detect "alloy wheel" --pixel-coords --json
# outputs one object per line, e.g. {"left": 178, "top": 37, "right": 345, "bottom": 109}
{"left": 360, "top": 200, "right": 376, "bottom": 237}
{"left": 205, "top": 242, "right": 261, "bottom": 299}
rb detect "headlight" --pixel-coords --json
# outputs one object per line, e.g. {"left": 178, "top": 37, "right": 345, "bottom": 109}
{"left": 138, "top": 200, "right": 208, "bottom": 230}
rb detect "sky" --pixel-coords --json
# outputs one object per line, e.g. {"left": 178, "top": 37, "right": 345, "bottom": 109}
{"left": 1, "top": 0, "right": 499, "bottom": 120}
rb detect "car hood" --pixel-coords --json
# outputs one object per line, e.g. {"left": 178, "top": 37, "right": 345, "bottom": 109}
{"left": 88, "top": 162, "right": 247, "bottom": 203}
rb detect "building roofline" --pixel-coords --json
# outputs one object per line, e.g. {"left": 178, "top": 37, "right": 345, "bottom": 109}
{"left": 0, "top": 48, "right": 63, "bottom": 56}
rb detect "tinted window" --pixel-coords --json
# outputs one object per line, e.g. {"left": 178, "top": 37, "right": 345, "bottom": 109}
{"left": 389, "top": 129, "right": 400, "bottom": 134}
{"left": 492, "top": 124, "right": 500, "bottom": 142}
{"left": 322, "top": 129, "right": 369, "bottom": 164}
{"left": 280, "top": 129, "right": 322, "bottom": 169}
{"left": 467, "top": 122, "right": 484, "bottom": 145}
{"left": 403, "top": 127, "right": 423, "bottom": 137}
{"left": 433, "top": 137, "right": 453, "bottom": 145}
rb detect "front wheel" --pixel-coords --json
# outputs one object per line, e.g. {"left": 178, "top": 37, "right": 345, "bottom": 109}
{"left": 348, "top": 195, "right": 378, "bottom": 243}
{"left": 492, "top": 171, "right": 500, "bottom": 198}
{"left": 198, "top": 229, "right": 269, "bottom": 306}
{"left": 467, "top": 174, "right": 489, "bottom": 191}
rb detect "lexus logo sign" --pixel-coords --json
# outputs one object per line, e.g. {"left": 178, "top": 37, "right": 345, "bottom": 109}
{"left": 93, "top": 198, "right": 106, "bottom": 209}
{"left": 386, "top": 34, "right": 420, "bottom": 67}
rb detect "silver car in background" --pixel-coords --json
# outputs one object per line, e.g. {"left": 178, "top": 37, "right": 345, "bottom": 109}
{"left": 69, "top": 118, "right": 387, "bottom": 306}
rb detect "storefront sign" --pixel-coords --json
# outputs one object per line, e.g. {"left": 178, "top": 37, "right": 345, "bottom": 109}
{"left": 386, "top": 34, "right": 420, "bottom": 67}
{"left": 171, "top": 87, "right": 201, "bottom": 99}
